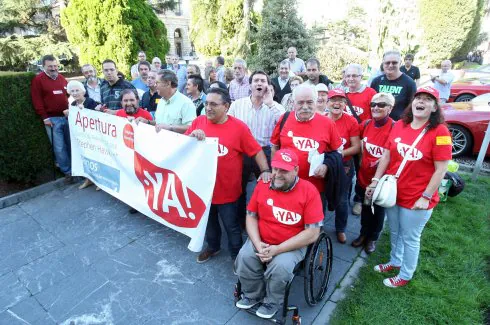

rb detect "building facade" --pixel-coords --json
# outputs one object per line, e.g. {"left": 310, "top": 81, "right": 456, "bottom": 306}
{"left": 157, "top": 0, "right": 194, "bottom": 59}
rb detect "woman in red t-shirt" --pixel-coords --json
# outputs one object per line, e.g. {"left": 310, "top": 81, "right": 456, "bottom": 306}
{"left": 351, "top": 93, "right": 395, "bottom": 254}
{"left": 326, "top": 89, "right": 360, "bottom": 244}
{"left": 366, "top": 86, "right": 452, "bottom": 288}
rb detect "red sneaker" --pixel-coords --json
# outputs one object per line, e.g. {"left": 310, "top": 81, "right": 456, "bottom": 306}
{"left": 383, "top": 275, "right": 410, "bottom": 288}
{"left": 374, "top": 263, "right": 400, "bottom": 273}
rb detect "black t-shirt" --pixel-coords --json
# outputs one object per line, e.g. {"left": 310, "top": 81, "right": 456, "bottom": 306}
{"left": 400, "top": 65, "right": 421, "bottom": 81}
{"left": 370, "top": 73, "right": 417, "bottom": 120}
{"left": 141, "top": 90, "right": 161, "bottom": 112}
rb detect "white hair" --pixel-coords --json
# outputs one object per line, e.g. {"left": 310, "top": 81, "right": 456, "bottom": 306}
{"left": 345, "top": 63, "right": 363, "bottom": 76}
{"left": 234, "top": 58, "right": 247, "bottom": 69}
{"left": 383, "top": 50, "right": 401, "bottom": 61}
{"left": 67, "top": 80, "right": 86, "bottom": 94}
{"left": 292, "top": 84, "right": 318, "bottom": 102}
{"left": 152, "top": 57, "right": 161, "bottom": 63}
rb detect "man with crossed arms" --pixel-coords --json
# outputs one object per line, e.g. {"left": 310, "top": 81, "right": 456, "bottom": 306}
{"left": 234, "top": 149, "right": 323, "bottom": 319}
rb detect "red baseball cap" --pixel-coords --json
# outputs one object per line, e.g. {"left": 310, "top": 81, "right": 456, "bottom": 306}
{"left": 327, "top": 89, "right": 347, "bottom": 99}
{"left": 415, "top": 86, "right": 440, "bottom": 100}
{"left": 271, "top": 149, "right": 299, "bottom": 171}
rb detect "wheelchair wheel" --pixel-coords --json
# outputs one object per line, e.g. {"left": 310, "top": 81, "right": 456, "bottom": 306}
{"left": 304, "top": 232, "right": 333, "bottom": 306}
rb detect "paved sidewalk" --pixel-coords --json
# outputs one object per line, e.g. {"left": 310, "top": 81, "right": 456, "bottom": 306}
{"left": 0, "top": 182, "right": 366, "bottom": 324}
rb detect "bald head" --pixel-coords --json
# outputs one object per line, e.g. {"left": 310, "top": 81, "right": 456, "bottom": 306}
{"left": 287, "top": 47, "right": 297, "bottom": 60}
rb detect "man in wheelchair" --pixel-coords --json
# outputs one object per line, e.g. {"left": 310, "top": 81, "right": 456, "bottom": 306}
{"left": 234, "top": 149, "right": 324, "bottom": 319}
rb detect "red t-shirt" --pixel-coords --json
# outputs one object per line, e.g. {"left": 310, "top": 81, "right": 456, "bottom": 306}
{"left": 271, "top": 113, "right": 342, "bottom": 193}
{"left": 247, "top": 179, "right": 324, "bottom": 245}
{"left": 345, "top": 87, "right": 376, "bottom": 122}
{"left": 385, "top": 121, "right": 452, "bottom": 209}
{"left": 357, "top": 119, "right": 394, "bottom": 188}
{"left": 185, "top": 115, "right": 262, "bottom": 204}
{"left": 116, "top": 108, "right": 153, "bottom": 120}
{"left": 329, "top": 113, "right": 360, "bottom": 162}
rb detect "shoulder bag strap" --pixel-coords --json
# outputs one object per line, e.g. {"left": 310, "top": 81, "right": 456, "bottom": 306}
{"left": 279, "top": 111, "right": 291, "bottom": 133}
{"left": 345, "top": 95, "right": 362, "bottom": 123}
{"left": 395, "top": 127, "right": 428, "bottom": 179}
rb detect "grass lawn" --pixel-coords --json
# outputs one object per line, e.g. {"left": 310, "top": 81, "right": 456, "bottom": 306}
{"left": 330, "top": 174, "right": 490, "bottom": 325}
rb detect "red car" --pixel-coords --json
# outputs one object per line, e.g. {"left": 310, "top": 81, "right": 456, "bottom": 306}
{"left": 448, "top": 78, "right": 490, "bottom": 102}
{"left": 443, "top": 95, "right": 490, "bottom": 157}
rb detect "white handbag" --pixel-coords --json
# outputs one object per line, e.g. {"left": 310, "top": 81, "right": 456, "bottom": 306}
{"left": 372, "top": 128, "right": 428, "bottom": 211}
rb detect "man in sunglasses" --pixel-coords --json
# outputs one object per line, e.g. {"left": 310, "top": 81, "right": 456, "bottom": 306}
{"left": 370, "top": 50, "right": 416, "bottom": 121}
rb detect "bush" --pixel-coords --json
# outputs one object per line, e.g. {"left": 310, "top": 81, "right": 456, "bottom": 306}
{"left": 316, "top": 44, "right": 369, "bottom": 81}
{"left": 0, "top": 72, "right": 53, "bottom": 182}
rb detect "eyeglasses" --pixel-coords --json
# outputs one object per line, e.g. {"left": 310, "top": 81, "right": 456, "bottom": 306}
{"left": 345, "top": 74, "right": 360, "bottom": 78}
{"left": 383, "top": 61, "right": 399, "bottom": 66}
{"left": 370, "top": 102, "right": 390, "bottom": 108}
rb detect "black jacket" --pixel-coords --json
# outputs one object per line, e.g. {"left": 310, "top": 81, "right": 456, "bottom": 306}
{"left": 271, "top": 77, "right": 292, "bottom": 103}
{"left": 323, "top": 151, "right": 348, "bottom": 211}
{"left": 319, "top": 75, "right": 334, "bottom": 88}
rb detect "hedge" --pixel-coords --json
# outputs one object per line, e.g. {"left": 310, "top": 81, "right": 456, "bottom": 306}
{"left": 0, "top": 72, "right": 54, "bottom": 182}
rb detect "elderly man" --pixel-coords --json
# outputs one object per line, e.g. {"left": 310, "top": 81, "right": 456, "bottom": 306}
{"left": 141, "top": 70, "right": 161, "bottom": 116}
{"left": 137, "top": 70, "right": 195, "bottom": 133}
{"left": 370, "top": 50, "right": 416, "bottom": 120}
{"left": 80, "top": 64, "right": 103, "bottom": 102}
{"left": 431, "top": 60, "right": 454, "bottom": 104}
{"left": 271, "top": 85, "right": 343, "bottom": 208}
{"left": 271, "top": 60, "right": 292, "bottom": 103}
{"left": 131, "top": 61, "right": 151, "bottom": 95}
{"left": 186, "top": 74, "right": 207, "bottom": 116}
{"left": 344, "top": 63, "right": 377, "bottom": 123}
{"left": 400, "top": 53, "right": 420, "bottom": 85}
{"left": 185, "top": 87, "right": 271, "bottom": 263}
{"left": 215, "top": 56, "right": 226, "bottom": 83}
{"left": 229, "top": 70, "right": 285, "bottom": 227}
{"left": 304, "top": 58, "right": 334, "bottom": 89}
{"left": 229, "top": 59, "right": 251, "bottom": 101}
{"left": 152, "top": 57, "right": 162, "bottom": 70}
{"left": 287, "top": 47, "right": 306, "bottom": 77}
{"left": 100, "top": 59, "right": 136, "bottom": 111}
{"left": 234, "top": 149, "right": 323, "bottom": 319}
{"left": 130, "top": 51, "right": 147, "bottom": 79}
{"left": 31, "top": 54, "right": 72, "bottom": 181}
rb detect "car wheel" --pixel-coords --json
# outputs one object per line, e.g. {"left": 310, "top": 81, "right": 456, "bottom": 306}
{"left": 454, "top": 94, "right": 475, "bottom": 102}
{"left": 448, "top": 124, "right": 473, "bottom": 157}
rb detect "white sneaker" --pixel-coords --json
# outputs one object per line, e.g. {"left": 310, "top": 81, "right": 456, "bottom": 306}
{"left": 352, "top": 202, "right": 362, "bottom": 215}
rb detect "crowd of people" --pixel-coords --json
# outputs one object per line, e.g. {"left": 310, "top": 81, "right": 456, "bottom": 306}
{"left": 30, "top": 47, "right": 453, "bottom": 319}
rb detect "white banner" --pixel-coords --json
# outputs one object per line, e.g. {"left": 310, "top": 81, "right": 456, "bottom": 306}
{"left": 69, "top": 107, "right": 218, "bottom": 252}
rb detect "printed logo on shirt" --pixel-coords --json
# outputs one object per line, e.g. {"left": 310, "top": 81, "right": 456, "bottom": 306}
{"left": 378, "top": 85, "right": 403, "bottom": 95}
{"left": 287, "top": 131, "right": 319, "bottom": 152}
{"left": 341, "top": 137, "right": 347, "bottom": 146}
{"left": 363, "top": 137, "right": 385, "bottom": 158}
{"left": 344, "top": 106, "right": 364, "bottom": 116}
{"left": 53, "top": 90, "right": 63, "bottom": 95}
{"left": 114, "top": 90, "right": 120, "bottom": 100}
{"left": 218, "top": 144, "right": 228, "bottom": 156}
{"left": 395, "top": 138, "right": 423, "bottom": 160}
{"left": 266, "top": 198, "right": 302, "bottom": 225}
{"left": 436, "top": 136, "right": 452, "bottom": 146}
{"left": 155, "top": 98, "right": 160, "bottom": 104}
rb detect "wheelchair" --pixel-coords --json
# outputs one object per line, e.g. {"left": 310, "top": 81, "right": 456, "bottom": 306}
{"left": 234, "top": 230, "right": 333, "bottom": 324}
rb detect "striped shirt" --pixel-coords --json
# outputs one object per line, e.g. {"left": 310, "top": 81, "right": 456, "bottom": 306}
{"left": 228, "top": 96, "right": 285, "bottom": 147}
{"left": 100, "top": 79, "right": 136, "bottom": 110}
{"left": 229, "top": 77, "right": 251, "bottom": 101}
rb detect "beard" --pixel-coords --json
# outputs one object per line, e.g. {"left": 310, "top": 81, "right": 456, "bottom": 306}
{"left": 124, "top": 105, "right": 137, "bottom": 115}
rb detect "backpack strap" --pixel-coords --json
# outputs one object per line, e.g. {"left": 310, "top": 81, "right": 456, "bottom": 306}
{"left": 279, "top": 111, "right": 291, "bottom": 133}
{"left": 345, "top": 95, "right": 362, "bottom": 123}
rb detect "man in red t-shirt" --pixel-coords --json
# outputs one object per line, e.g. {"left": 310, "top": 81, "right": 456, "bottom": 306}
{"left": 115, "top": 89, "right": 153, "bottom": 121}
{"left": 30, "top": 55, "right": 72, "bottom": 180}
{"left": 185, "top": 88, "right": 271, "bottom": 264}
{"left": 270, "top": 84, "right": 342, "bottom": 208}
{"left": 234, "top": 149, "right": 323, "bottom": 319}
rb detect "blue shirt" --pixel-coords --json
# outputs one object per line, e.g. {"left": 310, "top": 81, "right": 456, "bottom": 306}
{"left": 131, "top": 78, "right": 149, "bottom": 92}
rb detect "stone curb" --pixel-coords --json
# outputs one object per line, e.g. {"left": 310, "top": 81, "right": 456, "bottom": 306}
{"left": 312, "top": 253, "right": 366, "bottom": 325}
{"left": 0, "top": 178, "right": 66, "bottom": 209}
{"left": 458, "top": 163, "right": 490, "bottom": 175}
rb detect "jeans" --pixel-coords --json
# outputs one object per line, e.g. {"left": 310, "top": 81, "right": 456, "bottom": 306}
{"left": 355, "top": 183, "right": 385, "bottom": 241}
{"left": 386, "top": 205, "right": 432, "bottom": 280}
{"left": 334, "top": 161, "right": 354, "bottom": 233}
{"left": 45, "top": 116, "right": 71, "bottom": 175}
{"left": 352, "top": 154, "right": 362, "bottom": 203}
{"left": 237, "top": 146, "right": 271, "bottom": 226}
{"left": 206, "top": 201, "right": 243, "bottom": 259}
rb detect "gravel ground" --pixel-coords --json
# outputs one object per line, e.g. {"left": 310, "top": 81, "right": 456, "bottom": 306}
{"left": 454, "top": 156, "right": 490, "bottom": 171}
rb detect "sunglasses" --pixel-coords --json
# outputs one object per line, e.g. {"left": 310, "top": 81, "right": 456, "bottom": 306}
{"left": 383, "top": 61, "right": 399, "bottom": 66}
{"left": 370, "top": 102, "right": 390, "bottom": 108}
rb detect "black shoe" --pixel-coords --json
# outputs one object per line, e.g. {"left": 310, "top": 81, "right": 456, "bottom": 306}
{"left": 365, "top": 240, "right": 376, "bottom": 254}
{"left": 129, "top": 208, "right": 138, "bottom": 214}
{"left": 351, "top": 235, "right": 366, "bottom": 248}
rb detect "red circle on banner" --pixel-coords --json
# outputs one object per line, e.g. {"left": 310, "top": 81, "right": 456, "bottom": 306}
{"left": 123, "top": 124, "right": 134, "bottom": 149}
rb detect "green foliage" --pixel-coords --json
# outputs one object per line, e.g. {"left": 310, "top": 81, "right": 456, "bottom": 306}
{"left": 316, "top": 44, "right": 368, "bottom": 81}
{"left": 0, "top": 0, "right": 76, "bottom": 71}
{"left": 330, "top": 174, "right": 490, "bottom": 325}
{"left": 61, "top": 0, "right": 170, "bottom": 77}
{"left": 0, "top": 72, "right": 53, "bottom": 182}
{"left": 248, "top": 0, "right": 315, "bottom": 75}
{"left": 190, "top": 0, "right": 257, "bottom": 59}
{"left": 419, "top": 0, "right": 486, "bottom": 65}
